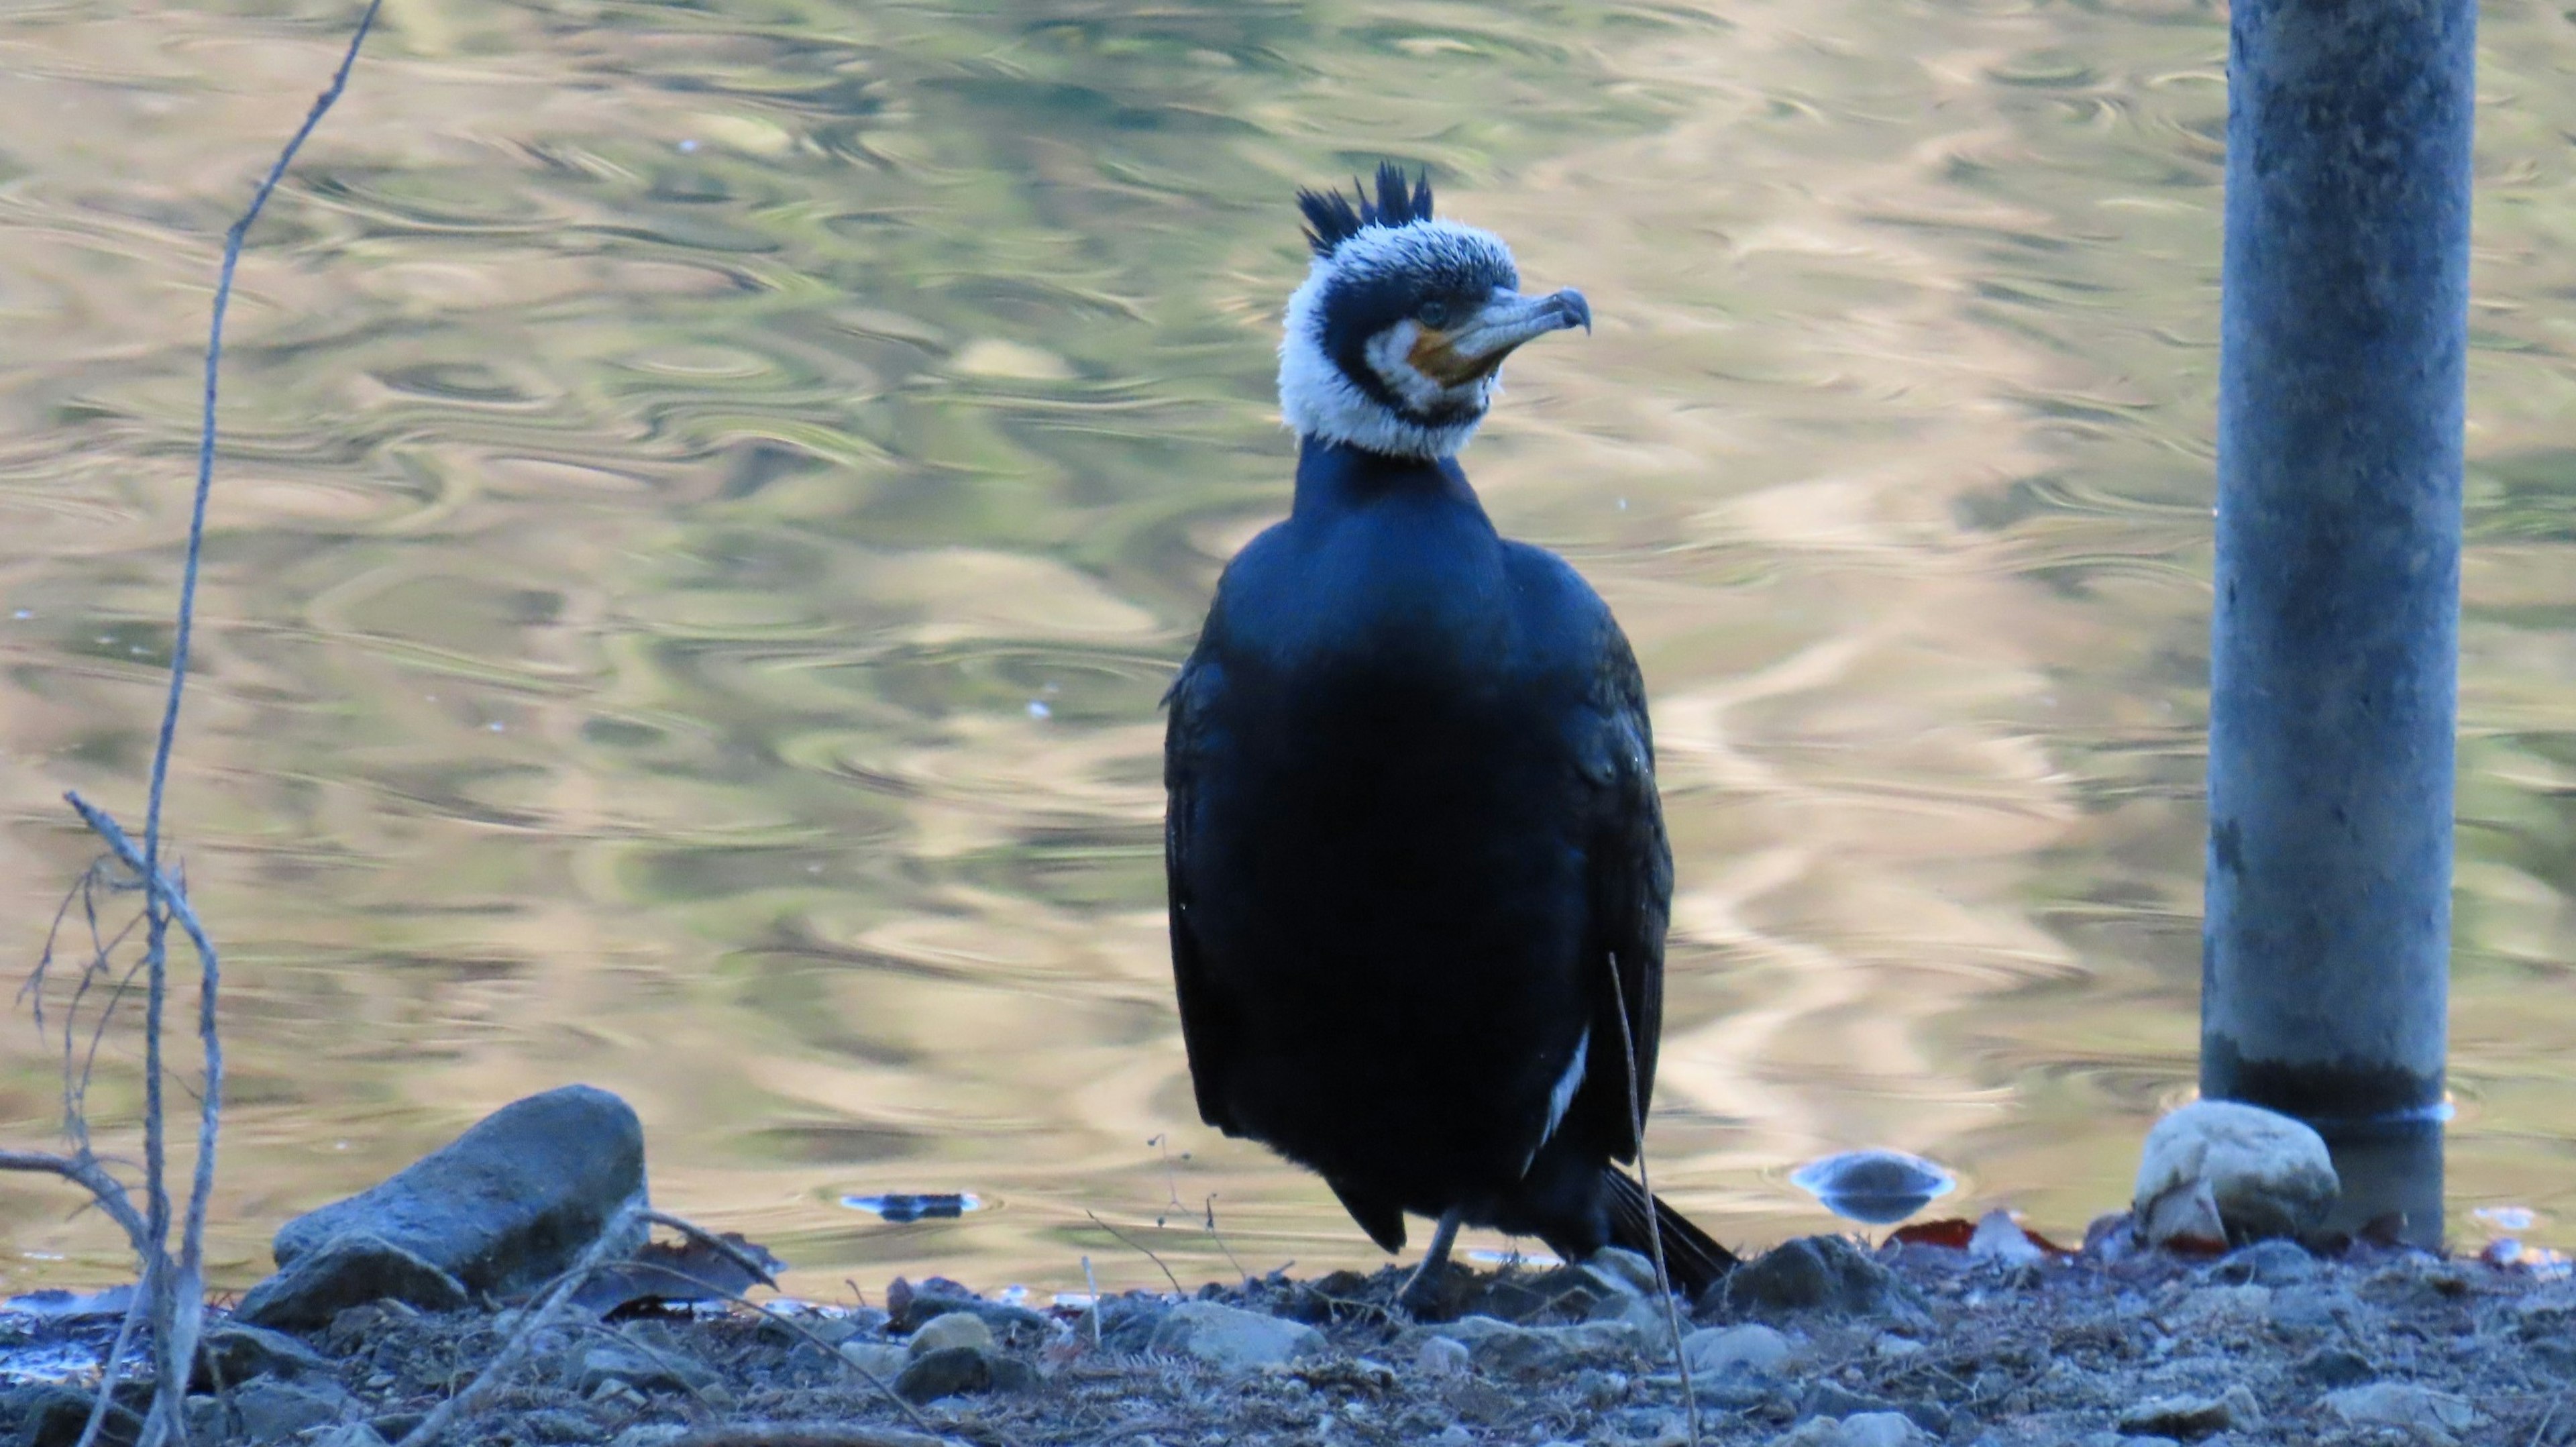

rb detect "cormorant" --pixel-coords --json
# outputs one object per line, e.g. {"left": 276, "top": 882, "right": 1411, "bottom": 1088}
{"left": 1163, "top": 165, "right": 1735, "bottom": 1299}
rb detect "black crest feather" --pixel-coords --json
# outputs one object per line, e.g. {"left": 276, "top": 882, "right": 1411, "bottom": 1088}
{"left": 1296, "top": 162, "right": 1434, "bottom": 257}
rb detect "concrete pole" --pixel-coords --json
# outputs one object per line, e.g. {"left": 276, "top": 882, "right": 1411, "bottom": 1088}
{"left": 2202, "top": 0, "right": 2474, "bottom": 1244}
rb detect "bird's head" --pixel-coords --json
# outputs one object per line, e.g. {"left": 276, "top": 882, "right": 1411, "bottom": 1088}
{"left": 1278, "top": 164, "right": 1591, "bottom": 460}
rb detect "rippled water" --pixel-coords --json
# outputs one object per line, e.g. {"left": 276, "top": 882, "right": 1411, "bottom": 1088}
{"left": 0, "top": 0, "right": 2571, "bottom": 1299}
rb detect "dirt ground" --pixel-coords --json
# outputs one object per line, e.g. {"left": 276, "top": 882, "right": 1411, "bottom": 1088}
{"left": 7, "top": 1228, "right": 2575, "bottom": 1447}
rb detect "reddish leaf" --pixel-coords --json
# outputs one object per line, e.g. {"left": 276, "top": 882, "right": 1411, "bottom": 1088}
{"left": 1888, "top": 1218, "right": 1978, "bottom": 1250}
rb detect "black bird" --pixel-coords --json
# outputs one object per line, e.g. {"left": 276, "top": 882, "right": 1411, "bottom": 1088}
{"left": 1163, "top": 165, "right": 1735, "bottom": 1298}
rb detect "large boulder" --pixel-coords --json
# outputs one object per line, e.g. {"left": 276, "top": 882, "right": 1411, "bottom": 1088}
{"left": 231, "top": 1236, "right": 468, "bottom": 1331}
{"left": 2133, "top": 1100, "right": 2337, "bottom": 1246}
{"left": 266, "top": 1085, "right": 646, "bottom": 1304}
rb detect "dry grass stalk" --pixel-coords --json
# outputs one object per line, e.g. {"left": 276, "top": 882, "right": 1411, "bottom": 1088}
{"left": 1605, "top": 951, "right": 1702, "bottom": 1447}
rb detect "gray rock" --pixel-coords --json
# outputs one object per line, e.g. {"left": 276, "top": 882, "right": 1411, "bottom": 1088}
{"left": 306, "top": 1427, "right": 391, "bottom": 1447}
{"left": 1683, "top": 1323, "right": 1790, "bottom": 1377}
{"left": 1722, "top": 1235, "right": 1896, "bottom": 1316}
{"left": 229, "top": 1379, "right": 356, "bottom": 1443}
{"left": 2323, "top": 1383, "right": 2473, "bottom": 1444}
{"left": 1582, "top": 1248, "right": 1661, "bottom": 1297}
{"left": 1415, "top": 1335, "right": 1472, "bottom": 1379}
{"left": 2212, "top": 1238, "right": 2316, "bottom": 1285}
{"left": 839, "top": 1340, "right": 912, "bottom": 1381}
{"left": 2116, "top": 1392, "right": 2235, "bottom": 1438}
{"left": 896, "top": 1345, "right": 991, "bottom": 1402}
{"left": 2133, "top": 1101, "right": 2337, "bottom": 1246}
{"left": 573, "top": 1342, "right": 715, "bottom": 1397}
{"left": 1804, "top": 1383, "right": 1947, "bottom": 1438}
{"left": 908, "top": 1309, "right": 995, "bottom": 1358}
{"left": 271, "top": 1084, "right": 645, "bottom": 1299}
{"left": 890, "top": 1291, "right": 1051, "bottom": 1336}
{"left": 1147, "top": 1300, "right": 1325, "bottom": 1373}
{"left": 232, "top": 1234, "right": 470, "bottom": 1330}
{"left": 5, "top": 1382, "right": 142, "bottom": 1447}
{"left": 1836, "top": 1413, "right": 1929, "bottom": 1447}
{"left": 2296, "top": 1346, "right": 2375, "bottom": 1386}
{"left": 197, "top": 1322, "right": 334, "bottom": 1387}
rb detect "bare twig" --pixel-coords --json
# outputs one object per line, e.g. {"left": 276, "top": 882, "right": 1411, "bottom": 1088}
{"left": 74, "top": 1280, "right": 152, "bottom": 1447}
{"left": 0, "top": 1150, "right": 148, "bottom": 1252}
{"left": 1199, "top": 1194, "right": 1249, "bottom": 1282}
{"left": 396, "top": 1209, "right": 950, "bottom": 1447}
{"left": 1085, "top": 1212, "right": 1184, "bottom": 1296}
{"left": 394, "top": 1196, "right": 648, "bottom": 1447}
{"left": 1605, "top": 951, "right": 1700, "bottom": 1447}
{"left": 1081, "top": 1256, "right": 1102, "bottom": 1348}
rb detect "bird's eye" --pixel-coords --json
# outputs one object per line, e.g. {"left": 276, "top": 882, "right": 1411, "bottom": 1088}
{"left": 1417, "top": 301, "right": 1450, "bottom": 327}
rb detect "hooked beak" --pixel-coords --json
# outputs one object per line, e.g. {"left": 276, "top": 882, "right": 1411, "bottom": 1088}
{"left": 1410, "top": 287, "right": 1592, "bottom": 386}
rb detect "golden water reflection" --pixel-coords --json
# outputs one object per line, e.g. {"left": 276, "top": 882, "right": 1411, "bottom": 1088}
{"left": 0, "top": 0, "right": 2570, "bottom": 1296}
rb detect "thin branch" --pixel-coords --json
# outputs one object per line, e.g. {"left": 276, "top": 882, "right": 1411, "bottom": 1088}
{"left": 0, "top": 1150, "right": 148, "bottom": 1253}
{"left": 1605, "top": 952, "right": 1700, "bottom": 1447}
{"left": 1085, "top": 1212, "right": 1184, "bottom": 1296}
{"left": 394, "top": 1197, "right": 648, "bottom": 1447}
{"left": 74, "top": 1269, "right": 152, "bottom": 1447}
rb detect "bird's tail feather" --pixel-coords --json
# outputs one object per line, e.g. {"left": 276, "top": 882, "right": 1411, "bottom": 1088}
{"left": 1602, "top": 1167, "right": 1737, "bottom": 1299}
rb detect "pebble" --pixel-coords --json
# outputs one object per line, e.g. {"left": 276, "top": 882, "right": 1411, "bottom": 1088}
{"left": 1146, "top": 1299, "right": 1326, "bottom": 1373}
{"left": 907, "top": 1309, "right": 995, "bottom": 1358}
{"left": 1414, "top": 1335, "right": 1472, "bottom": 1379}
{"left": 2116, "top": 1386, "right": 2260, "bottom": 1438}
{"left": 2133, "top": 1100, "right": 2338, "bottom": 1246}
{"left": 2296, "top": 1345, "right": 2376, "bottom": 1386}
{"left": 2323, "top": 1382, "right": 2475, "bottom": 1444}
{"left": 1682, "top": 1322, "right": 1790, "bottom": 1377}
{"left": 1722, "top": 1235, "right": 1900, "bottom": 1317}
{"left": 895, "top": 1344, "right": 991, "bottom": 1402}
{"left": 839, "top": 1341, "right": 912, "bottom": 1380}
{"left": 2212, "top": 1238, "right": 2317, "bottom": 1285}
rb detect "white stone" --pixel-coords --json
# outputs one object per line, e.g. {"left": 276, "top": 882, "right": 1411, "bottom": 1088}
{"left": 1146, "top": 1300, "right": 1326, "bottom": 1373}
{"left": 1581, "top": 1246, "right": 1661, "bottom": 1297}
{"left": 906, "top": 1309, "right": 994, "bottom": 1358}
{"left": 1414, "top": 1334, "right": 1471, "bottom": 1379}
{"left": 1835, "top": 1412, "right": 1928, "bottom": 1447}
{"left": 2133, "top": 1100, "right": 2339, "bottom": 1243}
{"left": 1683, "top": 1323, "right": 1790, "bottom": 1377}
{"left": 839, "top": 1341, "right": 912, "bottom": 1379}
{"left": 2324, "top": 1382, "right": 2474, "bottom": 1443}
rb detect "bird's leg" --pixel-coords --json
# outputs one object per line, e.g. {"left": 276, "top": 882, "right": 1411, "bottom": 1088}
{"left": 1397, "top": 1207, "right": 1465, "bottom": 1312}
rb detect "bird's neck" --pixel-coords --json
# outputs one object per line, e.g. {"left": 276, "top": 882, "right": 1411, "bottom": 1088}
{"left": 1290, "top": 435, "right": 1483, "bottom": 521}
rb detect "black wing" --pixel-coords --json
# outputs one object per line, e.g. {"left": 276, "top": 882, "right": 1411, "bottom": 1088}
{"left": 1163, "top": 641, "right": 1240, "bottom": 1134}
{"left": 1576, "top": 620, "right": 1673, "bottom": 1162}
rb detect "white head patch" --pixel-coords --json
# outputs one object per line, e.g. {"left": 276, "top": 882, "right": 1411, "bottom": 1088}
{"left": 1278, "top": 219, "right": 1519, "bottom": 460}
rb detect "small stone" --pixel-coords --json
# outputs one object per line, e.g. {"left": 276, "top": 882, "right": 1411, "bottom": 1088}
{"left": 1582, "top": 1247, "right": 1660, "bottom": 1297}
{"left": 1968, "top": 1210, "right": 2045, "bottom": 1266}
{"left": 1415, "top": 1335, "right": 1472, "bottom": 1379}
{"left": 1146, "top": 1299, "right": 1325, "bottom": 1373}
{"left": 1683, "top": 1323, "right": 1790, "bottom": 1377}
{"left": 1768, "top": 1419, "right": 1845, "bottom": 1447}
{"left": 1721, "top": 1235, "right": 1897, "bottom": 1316}
{"left": 840, "top": 1341, "right": 912, "bottom": 1380}
{"left": 2116, "top": 1392, "right": 2234, "bottom": 1438}
{"left": 197, "top": 1322, "right": 335, "bottom": 1387}
{"left": 2323, "top": 1383, "right": 2473, "bottom": 1444}
{"left": 2296, "top": 1346, "right": 2375, "bottom": 1386}
{"left": 896, "top": 1344, "right": 992, "bottom": 1402}
{"left": 574, "top": 1343, "right": 714, "bottom": 1397}
{"left": 907, "top": 1309, "right": 995, "bottom": 1358}
{"left": 231, "top": 1234, "right": 470, "bottom": 1330}
{"left": 2133, "top": 1101, "right": 2339, "bottom": 1245}
{"left": 2212, "top": 1237, "right": 2316, "bottom": 1285}
{"left": 231, "top": 1378, "right": 357, "bottom": 1442}
{"left": 1835, "top": 1412, "right": 1928, "bottom": 1447}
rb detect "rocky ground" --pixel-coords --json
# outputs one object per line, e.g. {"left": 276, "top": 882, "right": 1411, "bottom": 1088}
{"left": 6, "top": 1226, "right": 2574, "bottom": 1447}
